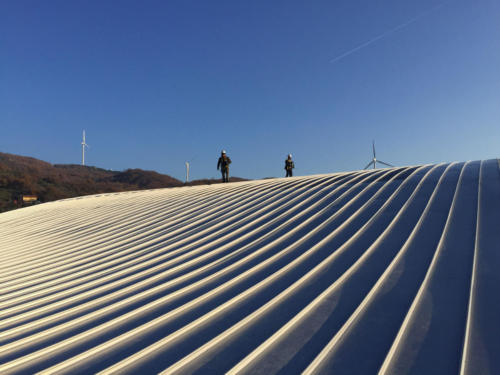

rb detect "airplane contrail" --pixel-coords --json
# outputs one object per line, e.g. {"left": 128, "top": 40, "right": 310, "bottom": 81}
{"left": 330, "top": 1, "right": 451, "bottom": 64}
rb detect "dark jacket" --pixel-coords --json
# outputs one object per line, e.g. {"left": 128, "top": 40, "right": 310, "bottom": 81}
{"left": 285, "top": 159, "right": 295, "bottom": 170}
{"left": 217, "top": 155, "right": 231, "bottom": 170}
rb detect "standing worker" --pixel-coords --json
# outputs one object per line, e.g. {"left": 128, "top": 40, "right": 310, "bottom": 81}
{"left": 285, "top": 154, "right": 295, "bottom": 177}
{"left": 217, "top": 150, "right": 232, "bottom": 183}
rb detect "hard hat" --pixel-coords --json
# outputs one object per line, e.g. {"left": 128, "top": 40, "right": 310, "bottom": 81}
{"left": 288, "top": 154, "right": 292, "bottom": 158}
{"left": 221, "top": 150, "right": 226, "bottom": 154}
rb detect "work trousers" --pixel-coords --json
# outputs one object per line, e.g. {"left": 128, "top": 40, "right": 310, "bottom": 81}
{"left": 221, "top": 168, "right": 229, "bottom": 182}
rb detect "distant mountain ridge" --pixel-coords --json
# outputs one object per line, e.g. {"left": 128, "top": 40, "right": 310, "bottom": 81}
{"left": 0, "top": 152, "right": 246, "bottom": 212}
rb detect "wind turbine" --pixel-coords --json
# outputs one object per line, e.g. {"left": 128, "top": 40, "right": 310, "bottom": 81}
{"left": 185, "top": 156, "right": 197, "bottom": 183}
{"left": 364, "top": 140, "right": 393, "bottom": 169}
{"left": 185, "top": 161, "right": 190, "bottom": 183}
{"left": 81, "top": 130, "right": 89, "bottom": 166}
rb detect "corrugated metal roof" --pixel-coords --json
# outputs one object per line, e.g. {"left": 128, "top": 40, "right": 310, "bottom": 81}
{"left": 0, "top": 159, "right": 499, "bottom": 374}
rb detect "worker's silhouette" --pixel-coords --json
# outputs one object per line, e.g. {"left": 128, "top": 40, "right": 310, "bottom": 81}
{"left": 285, "top": 154, "right": 295, "bottom": 177}
{"left": 217, "top": 150, "right": 232, "bottom": 183}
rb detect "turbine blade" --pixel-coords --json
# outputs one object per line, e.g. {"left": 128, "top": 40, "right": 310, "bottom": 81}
{"left": 378, "top": 160, "right": 393, "bottom": 167}
{"left": 364, "top": 161, "right": 373, "bottom": 170}
{"left": 372, "top": 140, "right": 376, "bottom": 158}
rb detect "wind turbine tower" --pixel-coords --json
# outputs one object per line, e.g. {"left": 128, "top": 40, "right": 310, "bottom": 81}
{"left": 185, "top": 156, "right": 196, "bottom": 183}
{"left": 81, "top": 130, "right": 89, "bottom": 166}
{"left": 364, "top": 140, "right": 393, "bottom": 169}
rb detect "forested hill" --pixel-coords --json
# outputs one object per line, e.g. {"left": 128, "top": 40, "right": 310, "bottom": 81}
{"left": 0, "top": 152, "right": 185, "bottom": 212}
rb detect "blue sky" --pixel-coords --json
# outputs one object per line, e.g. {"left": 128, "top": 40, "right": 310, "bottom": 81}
{"left": 1, "top": 0, "right": 499, "bottom": 180}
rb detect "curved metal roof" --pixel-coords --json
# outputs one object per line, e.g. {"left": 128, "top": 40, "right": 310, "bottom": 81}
{"left": 1, "top": 159, "right": 499, "bottom": 374}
